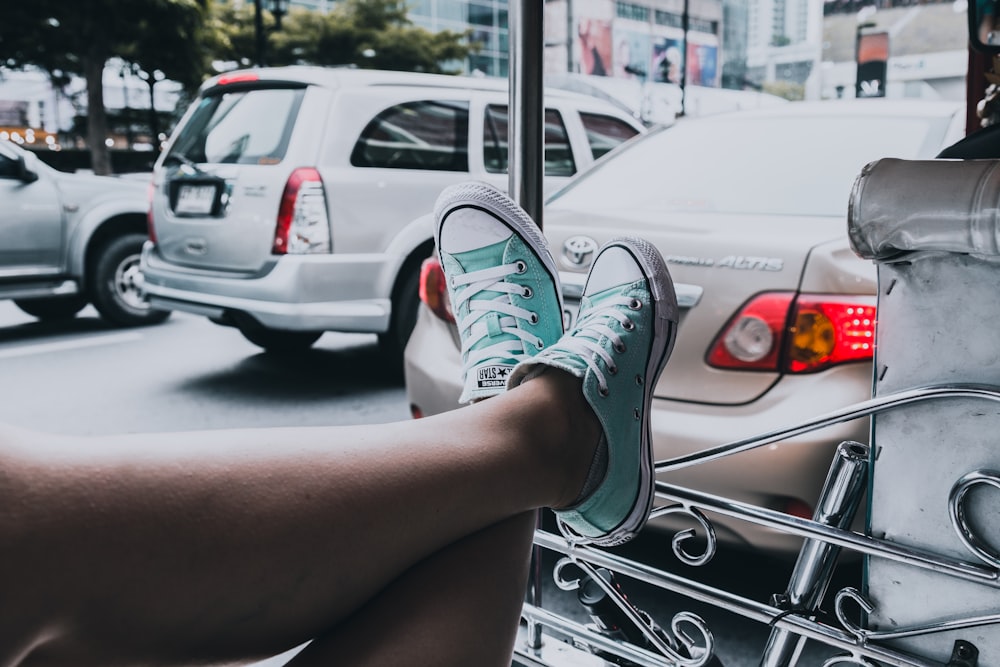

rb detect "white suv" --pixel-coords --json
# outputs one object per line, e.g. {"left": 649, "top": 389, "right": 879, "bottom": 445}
{"left": 141, "top": 67, "right": 644, "bottom": 356}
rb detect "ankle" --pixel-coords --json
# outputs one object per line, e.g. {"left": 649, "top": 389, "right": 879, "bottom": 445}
{"left": 519, "top": 368, "right": 602, "bottom": 508}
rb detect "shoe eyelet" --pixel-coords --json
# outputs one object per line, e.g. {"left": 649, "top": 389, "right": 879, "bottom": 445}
{"left": 522, "top": 286, "right": 533, "bottom": 298}
{"left": 622, "top": 319, "right": 635, "bottom": 331}
{"left": 536, "top": 339, "right": 545, "bottom": 350}
{"left": 613, "top": 342, "right": 626, "bottom": 354}
{"left": 528, "top": 312, "right": 539, "bottom": 324}
{"left": 608, "top": 363, "right": 618, "bottom": 375}
{"left": 635, "top": 375, "right": 644, "bottom": 386}
{"left": 629, "top": 298, "right": 642, "bottom": 310}
{"left": 633, "top": 407, "right": 641, "bottom": 420}
{"left": 514, "top": 260, "right": 527, "bottom": 274}
{"left": 598, "top": 386, "right": 610, "bottom": 397}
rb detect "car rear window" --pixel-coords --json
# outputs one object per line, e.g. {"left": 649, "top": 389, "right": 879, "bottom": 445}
{"left": 552, "top": 113, "right": 950, "bottom": 217}
{"left": 483, "top": 105, "right": 576, "bottom": 177}
{"left": 165, "top": 87, "right": 304, "bottom": 165}
{"left": 351, "top": 100, "right": 470, "bottom": 172}
{"left": 580, "top": 112, "right": 641, "bottom": 160}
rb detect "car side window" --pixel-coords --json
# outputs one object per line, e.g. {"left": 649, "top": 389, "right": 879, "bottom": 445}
{"left": 483, "top": 105, "right": 576, "bottom": 177}
{"left": 351, "top": 100, "right": 470, "bottom": 172}
{"left": 580, "top": 112, "right": 641, "bottom": 160}
{"left": 0, "top": 152, "right": 20, "bottom": 179}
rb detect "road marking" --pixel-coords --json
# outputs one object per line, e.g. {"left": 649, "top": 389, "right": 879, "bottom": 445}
{"left": 0, "top": 332, "right": 144, "bottom": 359}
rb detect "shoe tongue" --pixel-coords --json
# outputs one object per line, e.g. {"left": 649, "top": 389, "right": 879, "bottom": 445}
{"left": 453, "top": 237, "right": 523, "bottom": 364}
{"left": 544, "top": 285, "right": 625, "bottom": 375}
{"left": 581, "top": 284, "right": 628, "bottom": 310}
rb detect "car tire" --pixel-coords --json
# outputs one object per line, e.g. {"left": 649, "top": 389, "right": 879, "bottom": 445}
{"left": 238, "top": 326, "right": 322, "bottom": 353}
{"left": 13, "top": 294, "right": 89, "bottom": 321}
{"left": 378, "top": 266, "right": 421, "bottom": 362}
{"left": 90, "top": 233, "right": 171, "bottom": 327}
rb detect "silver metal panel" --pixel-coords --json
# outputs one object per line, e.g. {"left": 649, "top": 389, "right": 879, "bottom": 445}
{"left": 866, "top": 232, "right": 1000, "bottom": 663}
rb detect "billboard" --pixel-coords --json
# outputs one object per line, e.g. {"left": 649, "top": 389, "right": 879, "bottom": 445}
{"left": 856, "top": 30, "right": 889, "bottom": 98}
{"left": 653, "top": 38, "right": 719, "bottom": 87}
{"left": 577, "top": 18, "right": 613, "bottom": 76}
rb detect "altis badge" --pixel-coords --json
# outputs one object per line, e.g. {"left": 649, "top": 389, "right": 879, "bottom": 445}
{"left": 665, "top": 254, "right": 783, "bottom": 272}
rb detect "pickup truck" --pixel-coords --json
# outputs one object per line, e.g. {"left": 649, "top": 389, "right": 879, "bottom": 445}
{"left": 0, "top": 140, "right": 169, "bottom": 326}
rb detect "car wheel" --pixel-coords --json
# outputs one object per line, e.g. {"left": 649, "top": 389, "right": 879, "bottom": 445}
{"left": 90, "top": 232, "right": 171, "bottom": 327}
{"left": 13, "top": 294, "right": 89, "bottom": 321}
{"left": 378, "top": 267, "right": 421, "bottom": 361}
{"left": 238, "top": 326, "right": 322, "bottom": 353}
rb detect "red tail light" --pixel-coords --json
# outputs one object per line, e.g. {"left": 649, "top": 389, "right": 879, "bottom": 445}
{"left": 273, "top": 168, "right": 330, "bottom": 255}
{"left": 146, "top": 181, "right": 157, "bottom": 244}
{"left": 418, "top": 257, "right": 455, "bottom": 323}
{"left": 707, "top": 292, "right": 876, "bottom": 374}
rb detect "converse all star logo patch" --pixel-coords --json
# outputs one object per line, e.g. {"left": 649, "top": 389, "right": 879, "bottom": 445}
{"left": 476, "top": 365, "right": 513, "bottom": 389}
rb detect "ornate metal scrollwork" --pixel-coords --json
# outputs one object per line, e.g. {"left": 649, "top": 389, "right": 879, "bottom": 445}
{"left": 551, "top": 556, "right": 717, "bottom": 666}
{"left": 834, "top": 587, "right": 875, "bottom": 642}
{"left": 835, "top": 584, "right": 1000, "bottom": 644}
{"left": 648, "top": 504, "right": 718, "bottom": 566}
{"left": 949, "top": 469, "right": 1000, "bottom": 569}
{"left": 821, "top": 655, "right": 879, "bottom": 667}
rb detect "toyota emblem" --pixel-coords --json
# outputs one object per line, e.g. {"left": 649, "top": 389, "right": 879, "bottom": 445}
{"left": 562, "top": 236, "right": 598, "bottom": 267}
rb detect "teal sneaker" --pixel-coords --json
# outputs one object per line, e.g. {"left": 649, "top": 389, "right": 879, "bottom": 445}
{"left": 434, "top": 181, "right": 564, "bottom": 403}
{"left": 508, "top": 237, "right": 678, "bottom": 546}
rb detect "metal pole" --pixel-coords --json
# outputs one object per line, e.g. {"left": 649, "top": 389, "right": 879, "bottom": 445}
{"left": 508, "top": 0, "right": 545, "bottom": 228}
{"left": 759, "top": 441, "right": 870, "bottom": 667}
{"left": 509, "top": 0, "right": 545, "bottom": 652}
{"left": 680, "top": 0, "right": 689, "bottom": 116}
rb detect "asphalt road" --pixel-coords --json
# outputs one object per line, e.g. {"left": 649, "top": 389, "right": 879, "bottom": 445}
{"left": 0, "top": 302, "right": 858, "bottom": 666}
{"left": 0, "top": 302, "right": 409, "bottom": 435}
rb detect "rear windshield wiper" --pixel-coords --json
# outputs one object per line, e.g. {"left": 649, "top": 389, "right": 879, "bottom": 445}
{"left": 163, "top": 152, "right": 212, "bottom": 178}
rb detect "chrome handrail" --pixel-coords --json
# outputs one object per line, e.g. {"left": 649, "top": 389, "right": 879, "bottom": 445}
{"left": 519, "top": 383, "right": 1000, "bottom": 667}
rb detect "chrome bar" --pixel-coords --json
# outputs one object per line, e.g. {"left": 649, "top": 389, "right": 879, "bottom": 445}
{"left": 656, "top": 384, "right": 1000, "bottom": 473}
{"left": 530, "top": 530, "right": 944, "bottom": 667}
{"left": 653, "top": 481, "right": 1000, "bottom": 586}
{"left": 507, "top": 0, "right": 544, "bottom": 225}
{"left": 522, "top": 384, "right": 1000, "bottom": 665}
{"left": 759, "top": 442, "right": 870, "bottom": 667}
{"left": 520, "top": 604, "right": 676, "bottom": 667}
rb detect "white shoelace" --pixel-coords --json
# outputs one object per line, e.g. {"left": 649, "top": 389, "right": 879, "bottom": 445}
{"left": 552, "top": 295, "right": 639, "bottom": 395}
{"left": 452, "top": 261, "right": 543, "bottom": 373}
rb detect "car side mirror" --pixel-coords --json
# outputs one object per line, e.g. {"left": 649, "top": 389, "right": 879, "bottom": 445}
{"left": 16, "top": 152, "right": 39, "bottom": 183}
{"left": 970, "top": 0, "right": 1000, "bottom": 53}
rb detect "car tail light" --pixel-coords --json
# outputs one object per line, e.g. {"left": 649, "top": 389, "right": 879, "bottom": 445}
{"left": 707, "top": 292, "right": 876, "bottom": 374}
{"left": 272, "top": 168, "right": 331, "bottom": 255}
{"left": 418, "top": 256, "right": 454, "bottom": 323}
{"left": 146, "top": 181, "right": 157, "bottom": 243}
{"left": 780, "top": 497, "right": 814, "bottom": 520}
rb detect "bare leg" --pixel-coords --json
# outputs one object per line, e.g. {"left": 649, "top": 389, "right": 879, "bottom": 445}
{"left": 0, "top": 369, "right": 598, "bottom": 666}
{"left": 288, "top": 512, "right": 538, "bottom": 667}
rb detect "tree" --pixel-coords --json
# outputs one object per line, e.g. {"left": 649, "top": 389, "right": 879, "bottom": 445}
{"left": 214, "top": 0, "right": 473, "bottom": 73}
{"left": 0, "top": 0, "right": 209, "bottom": 174}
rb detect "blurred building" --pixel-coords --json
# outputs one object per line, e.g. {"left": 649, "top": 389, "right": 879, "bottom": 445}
{"left": 290, "top": 0, "right": 725, "bottom": 84}
{"left": 0, "top": 61, "right": 183, "bottom": 151}
{"left": 543, "top": 0, "right": 723, "bottom": 87}
{"left": 744, "top": 0, "right": 824, "bottom": 95}
{"left": 819, "top": 0, "right": 967, "bottom": 100}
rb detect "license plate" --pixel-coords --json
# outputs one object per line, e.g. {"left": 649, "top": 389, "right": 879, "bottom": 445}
{"left": 175, "top": 184, "right": 217, "bottom": 215}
